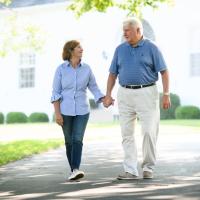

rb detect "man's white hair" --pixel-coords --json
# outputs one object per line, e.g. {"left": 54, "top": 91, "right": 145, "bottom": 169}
{"left": 123, "top": 17, "right": 143, "bottom": 34}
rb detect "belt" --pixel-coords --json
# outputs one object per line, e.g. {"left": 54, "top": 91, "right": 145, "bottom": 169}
{"left": 122, "top": 83, "right": 155, "bottom": 89}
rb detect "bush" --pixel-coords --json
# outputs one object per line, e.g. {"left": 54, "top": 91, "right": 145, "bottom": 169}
{"left": 175, "top": 106, "right": 200, "bottom": 119}
{"left": 89, "top": 99, "right": 99, "bottom": 109}
{"left": 0, "top": 112, "right": 4, "bottom": 124}
{"left": 29, "top": 112, "right": 49, "bottom": 123}
{"left": 160, "top": 93, "right": 181, "bottom": 119}
{"left": 52, "top": 113, "right": 55, "bottom": 122}
{"left": 6, "top": 112, "right": 28, "bottom": 124}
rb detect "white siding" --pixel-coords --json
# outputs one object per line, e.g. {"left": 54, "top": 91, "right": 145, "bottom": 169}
{"left": 0, "top": 0, "right": 200, "bottom": 121}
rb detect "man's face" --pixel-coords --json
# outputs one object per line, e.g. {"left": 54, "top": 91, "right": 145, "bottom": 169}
{"left": 123, "top": 24, "right": 140, "bottom": 45}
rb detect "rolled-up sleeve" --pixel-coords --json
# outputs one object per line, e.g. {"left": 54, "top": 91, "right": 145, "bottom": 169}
{"left": 152, "top": 45, "right": 167, "bottom": 72}
{"left": 88, "top": 69, "right": 104, "bottom": 103}
{"left": 51, "top": 67, "right": 63, "bottom": 103}
{"left": 109, "top": 48, "right": 119, "bottom": 75}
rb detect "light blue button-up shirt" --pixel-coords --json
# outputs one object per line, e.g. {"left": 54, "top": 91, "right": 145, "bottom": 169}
{"left": 109, "top": 38, "right": 167, "bottom": 85}
{"left": 51, "top": 61, "right": 104, "bottom": 116}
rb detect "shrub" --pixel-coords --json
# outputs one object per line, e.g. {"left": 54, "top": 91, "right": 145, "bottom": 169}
{"left": 160, "top": 93, "right": 181, "bottom": 119}
{"left": 29, "top": 112, "right": 49, "bottom": 123}
{"left": 52, "top": 113, "right": 55, "bottom": 122}
{"left": 175, "top": 105, "right": 200, "bottom": 119}
{"left": 6, "top": 112, "right": 28, "bottom": 124}
{"left": 0, "top": 112, "right": 4, "bottom": 124}
{"left": 89, "top": 99, "right": 99, "bottom": 109}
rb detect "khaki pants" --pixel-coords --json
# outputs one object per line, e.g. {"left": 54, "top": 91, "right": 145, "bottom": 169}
{"left": 117, "top": 85, "right": 160, "bottom": 176}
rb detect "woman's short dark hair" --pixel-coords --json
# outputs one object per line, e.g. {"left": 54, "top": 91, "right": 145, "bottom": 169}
{"left": 62, "top": 40, "right": 80, "bottom": 61}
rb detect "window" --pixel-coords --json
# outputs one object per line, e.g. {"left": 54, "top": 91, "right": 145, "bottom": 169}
{"left": 20, "top": 53, "right": 36, "bottom": 65}
{"left": 190, "top": 53, "right": 200, "bottom": 76}
{"left": 190, "top": 27, "right": 200, "bottom": 77}
{"left": 19, "top": 52, "right": 36, "bottom": 88}
{"left": 19, "top": 67, "right": 35, "bottom": 88}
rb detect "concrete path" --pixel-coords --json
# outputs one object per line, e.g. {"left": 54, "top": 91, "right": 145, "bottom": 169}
{"left": 0, "top": 124, "right": 200, "bottom": 200}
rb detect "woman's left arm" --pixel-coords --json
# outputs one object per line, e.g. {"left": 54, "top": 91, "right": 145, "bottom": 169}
{"left": 87, "top": 69, "right": 105, "bottom": 103}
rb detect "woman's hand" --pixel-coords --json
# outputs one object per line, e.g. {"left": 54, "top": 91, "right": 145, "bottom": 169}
{"left": 103, "top": 95, "right": 115, "bottom": 108}
{"left": 55, "top": 113, "right": 63, "bottom": 126}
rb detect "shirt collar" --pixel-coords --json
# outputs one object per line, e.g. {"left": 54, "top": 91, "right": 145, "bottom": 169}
{"left": 137, "top": 37, "right": 145, "bottom": 47}
{"left": 65, "top": 60, "right": 83, "bottom": 67}
{"left": 126, "top": 36, "right": 145, "bottom": 48}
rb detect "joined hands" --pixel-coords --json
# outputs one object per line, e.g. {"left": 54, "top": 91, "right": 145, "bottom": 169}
{"left": 102, "top": 96, "right": 115, "bottom": 108}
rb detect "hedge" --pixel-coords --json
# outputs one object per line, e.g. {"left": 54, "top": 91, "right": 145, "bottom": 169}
{"left": 29, "top": 112, "right": 49, "bottom": 123}
{"left": 0, "top": 112, "right": 4, "bottom": 124}
{"left": 160, "top": 93, "right": 181, "bottom": 119}
{"left": 175, "top": 106, "right": 200, "bottom": 119}
{"left": 6, "top": 112, "right": 28, "bottom": 124}
{"left": 89, "top": 99, "right": 99, "bottom": 109}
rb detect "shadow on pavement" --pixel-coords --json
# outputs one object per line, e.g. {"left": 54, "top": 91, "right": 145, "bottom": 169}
{"left": 0, "top": 140, "right": 200, "bottom": 200}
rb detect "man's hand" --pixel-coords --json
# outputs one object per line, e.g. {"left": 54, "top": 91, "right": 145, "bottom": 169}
{"left": 103, "top": 96, "right": 114, "bottom": 108}
{"left": 162, "top": 95, "right": 171, "bottom": 109}
{"left": 55, "top": 113, "right": 63, "bottom": 126}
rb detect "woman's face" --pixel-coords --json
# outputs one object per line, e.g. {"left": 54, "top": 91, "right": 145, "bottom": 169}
{"left": 72, "top": 44, "right": 83, "bottom": 59}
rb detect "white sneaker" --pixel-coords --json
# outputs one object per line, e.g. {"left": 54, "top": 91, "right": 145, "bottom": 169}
{"left": 143, "top": 171, "right": 153, "bottom": 179}
{"left": 68, "top": 169, "right": 84, "bottom": 181}
{"left": 117, "top": 172, "right": 139, "bottom": 180}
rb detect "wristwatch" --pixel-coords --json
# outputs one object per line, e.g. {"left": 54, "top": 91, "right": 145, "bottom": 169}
{"left": 163, "top": 92, "right": 170, "bottom": 96}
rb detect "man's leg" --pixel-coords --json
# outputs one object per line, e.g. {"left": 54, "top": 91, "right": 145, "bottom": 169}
{"left": 117, "top": 87, "right": 139, "bottom": 176}
{"left": 137, "top": 85, "right": 160, "bottom": 176}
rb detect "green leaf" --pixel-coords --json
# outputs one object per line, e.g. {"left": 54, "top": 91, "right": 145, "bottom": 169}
{"left": 67, "top": 0, "right": 174, "bottom": 18}
{"left": 0, "top": 0, "right": 11, "bottom": 6}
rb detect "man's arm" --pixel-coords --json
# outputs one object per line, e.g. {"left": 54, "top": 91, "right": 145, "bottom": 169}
{"left": 160, "top": 69, "right": 171, "bottom": 109}
{"left": 103, "top": 73, "right": 117, "bottom": 108}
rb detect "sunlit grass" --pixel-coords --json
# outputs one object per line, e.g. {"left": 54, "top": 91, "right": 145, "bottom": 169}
{"left": 0, "top": 139, "right": 64, "bottom": 166}
{"left": 88, "top": 121, "right": 120, "bottom": 128}
{"left": 0, "top": 119, "right": 199, "bottom": 166}
{"left": 160, "top": 119, "right": 200, "bottom": 127}
{"left": 88, "top": 119, "right": 200, "bottom": 128}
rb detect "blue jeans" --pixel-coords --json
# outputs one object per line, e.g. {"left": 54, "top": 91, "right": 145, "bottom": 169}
{"left": 62, "top": 113, "right": 89, "bottom": 171}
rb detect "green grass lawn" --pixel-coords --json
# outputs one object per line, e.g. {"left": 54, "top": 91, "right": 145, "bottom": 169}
{"left": 0, "top": 139, "right": 64, "bottom": 166}
{"left": 0, "top": 119, "right": 199, "bottom": 166}
{"left": 160, "top": 119, "right": 200, "bottom": 127}
{"left": 88, "top": 119, "right": 200, "bottom": 128}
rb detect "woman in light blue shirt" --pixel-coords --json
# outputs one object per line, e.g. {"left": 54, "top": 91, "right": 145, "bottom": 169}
{"left": 51, "top": 40, "right": 104, "bottom": 181}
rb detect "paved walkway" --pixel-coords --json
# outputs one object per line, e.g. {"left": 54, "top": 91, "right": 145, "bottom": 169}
{"left": 0, "top": 124, "right": 200, "bottom": 200}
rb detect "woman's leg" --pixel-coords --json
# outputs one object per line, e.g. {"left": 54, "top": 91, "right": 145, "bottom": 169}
{"left": 71, "top": 113, "right": 89, "bottom": 170}
{"left": 62, "top": 115, "right": 73, "bottom": 171}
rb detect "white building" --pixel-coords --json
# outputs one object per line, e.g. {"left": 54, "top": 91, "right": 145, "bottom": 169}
{"left": 0, "top": 0, "right": 200, "bottom": 121}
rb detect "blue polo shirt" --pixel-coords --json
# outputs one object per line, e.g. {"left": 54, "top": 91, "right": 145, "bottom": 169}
{"left": 109, "top": 38, "right": 167, "bottom": 85}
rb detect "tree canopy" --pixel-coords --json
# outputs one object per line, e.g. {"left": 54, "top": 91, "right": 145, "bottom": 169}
{"left": 0, "top": 0, "right": 11, "bottom": 6}
{"left": 0, "top": 0, "right": 173, "bottom": 57}
{"left": 0, "top": 2, "right": 45, "bottom": 57}
{"left": 67, "top": 0, "right": 174, "bottom": 17}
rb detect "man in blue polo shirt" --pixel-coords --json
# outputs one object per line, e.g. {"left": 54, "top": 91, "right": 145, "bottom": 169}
{"left": 104, "top": 17, "right": 171, "bottom": 179}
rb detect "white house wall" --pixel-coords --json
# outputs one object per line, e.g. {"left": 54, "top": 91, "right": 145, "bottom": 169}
{"left": 143, "top": 0, "right": 200, "bottom": 107}
{"left": 0, "top": 2, "right": 125, "bottom": 120}
{"left": 0, "top": 0, "right": 200, "bottom": 121}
